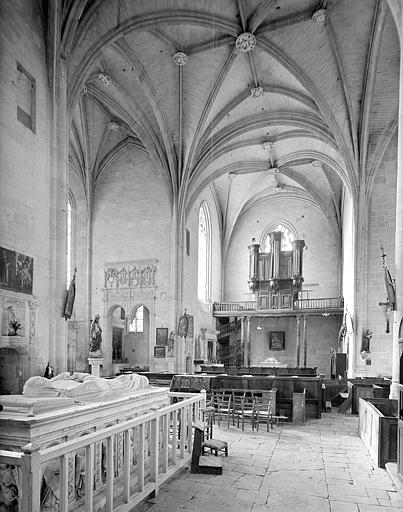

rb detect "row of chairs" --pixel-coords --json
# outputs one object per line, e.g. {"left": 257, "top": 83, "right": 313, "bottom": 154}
{"left": 207, "top": 390, "right": 275, "bottom": 432}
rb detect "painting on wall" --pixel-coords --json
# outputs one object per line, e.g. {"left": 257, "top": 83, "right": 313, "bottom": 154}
{"left": 156, "top": 327, "right": 168, "bottom": 346}
{"left": 178, "top": 314, "right": 194, "bottom": 337}
{"left": 269, "top": 331, "right": 285, "bottom": 351}
{"left": 154, "top": 346, "right": 166, "bottom": 358}
{"left": 0, "top": 247, "right": 33, "bottom": 295}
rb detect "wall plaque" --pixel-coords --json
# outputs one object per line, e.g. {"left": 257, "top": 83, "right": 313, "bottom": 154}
{"left": 269, "top": 331, "right": 285, "bottom": 350}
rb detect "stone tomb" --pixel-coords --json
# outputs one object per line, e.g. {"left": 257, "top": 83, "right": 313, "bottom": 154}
{"left": 0, "top": 373, "right": 169, "bottom": 511}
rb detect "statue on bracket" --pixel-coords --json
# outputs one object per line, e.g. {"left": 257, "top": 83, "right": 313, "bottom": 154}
{"left": 7, "top": 305, "right": 22, "bottom": 336}
{"left": 360, "top": 329, "right": 372, "bottom": 359}
{"left": 89, "top": 314, "right": 102, "bottom": 355}
{"left": 167, "top": 331, "right": 175, "bottom": 357}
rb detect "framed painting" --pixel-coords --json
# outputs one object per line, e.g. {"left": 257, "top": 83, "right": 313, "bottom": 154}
{"left": 156, "top": 327, "right": 168, "bottom": 346}
{"left": 154, "top": 346, "right": 166, "bottom": 358}
{"left": 269, "top": 331, "right": 285, "bottom": 351}
{"left": 0, "top": 247, "right": 33, "bottom": 295}
{"left": 177, "top": 315, "right": 189, "bottom": 336}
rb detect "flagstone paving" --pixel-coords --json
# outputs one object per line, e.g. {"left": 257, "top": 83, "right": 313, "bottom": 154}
{"left": 133, "top": 410, "right": 402, "bottom": 511}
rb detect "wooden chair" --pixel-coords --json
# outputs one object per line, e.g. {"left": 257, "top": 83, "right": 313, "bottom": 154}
{"left": 230, "top": 391, "right": 246, "bottom": 427}
{"left": 252, "top": 398, "right": 274, "bottom": 431}
{"left": 211, "top": 391, "right": 231, "bottom": 428}
{"left": 237, "top": 392, "right": 256, "bottom": 431}
{"left": 200, "top": 405, "right": 215, "bottom": 440}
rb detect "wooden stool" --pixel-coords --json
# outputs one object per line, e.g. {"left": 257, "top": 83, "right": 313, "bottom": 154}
{"left": 202, "top": 438, "right": 228, "bottom": 457}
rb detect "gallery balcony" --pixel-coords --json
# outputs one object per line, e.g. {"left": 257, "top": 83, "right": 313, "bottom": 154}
{"left": 213, "top": 296, "right": 344, "bottom": 317}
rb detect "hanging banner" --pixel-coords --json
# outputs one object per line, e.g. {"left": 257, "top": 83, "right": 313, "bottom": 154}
{"left": 63, "top": 268, "right": 76, "bottom": 320}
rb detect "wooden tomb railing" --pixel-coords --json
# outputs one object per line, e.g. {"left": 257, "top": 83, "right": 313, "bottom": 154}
{"left": 0, "top": 391, "right": 206, "bottom": 512}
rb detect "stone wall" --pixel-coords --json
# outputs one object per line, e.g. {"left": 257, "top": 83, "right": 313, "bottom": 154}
{"left": 182, "top": 189, "right": 222, "bottom": 372}
{"left": 90, "top": 147, "right": 172, "bottom": 375}
{"left": 249, "top": 314, "right": 343, "bottom": 378}
{"left": 0, "top": 0, "right": 52, "bottom": 385}
{"left": 224, "top": 197, "right": 341, "bottom": 301}
{"left": 365, "top": 135, "right": 397, "bottom": 377}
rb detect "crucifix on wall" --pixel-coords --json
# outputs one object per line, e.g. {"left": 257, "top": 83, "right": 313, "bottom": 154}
{"left": 378, "top": 246, "right": 396, "bottom": 333}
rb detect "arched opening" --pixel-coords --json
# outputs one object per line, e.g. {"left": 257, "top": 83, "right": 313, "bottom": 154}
{"left": 111, "top": 306, "right": 125, "bottom": 363}
{"left": 124, "top": 305, "right": 150, "bottom": 369}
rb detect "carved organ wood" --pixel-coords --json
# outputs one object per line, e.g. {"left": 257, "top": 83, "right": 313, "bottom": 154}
{"left": 248, "top": 232, "right": 305, "bottom": 310}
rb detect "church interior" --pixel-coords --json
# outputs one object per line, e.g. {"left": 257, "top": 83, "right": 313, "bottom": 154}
{"left": 0, "top": 0, "right": 403, "bottom": 510}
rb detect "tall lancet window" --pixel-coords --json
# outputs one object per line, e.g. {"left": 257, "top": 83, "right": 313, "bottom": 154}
{"left": 197, "top": 202, "right": 211, "bottom": 302}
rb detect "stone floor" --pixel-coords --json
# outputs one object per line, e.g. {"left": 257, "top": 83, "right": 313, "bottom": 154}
{"left": 134, "top": 410, "right": 402, "bottom": 512}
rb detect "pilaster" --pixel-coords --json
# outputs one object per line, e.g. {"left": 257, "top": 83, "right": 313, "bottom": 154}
{"left": 391, "top": 7, "right": 403, "bottom": 398}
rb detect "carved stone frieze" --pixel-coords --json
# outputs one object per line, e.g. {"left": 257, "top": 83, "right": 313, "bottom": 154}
{"left": 104, "top": 261, "right": 157, "bottom": 290}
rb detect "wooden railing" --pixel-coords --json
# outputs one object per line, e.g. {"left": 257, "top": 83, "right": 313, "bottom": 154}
{"left": 213, "top": 301, "right": 256, "bottom": 313}
{"left": 0, "top": 391, "right": 206, "bottom": 512}
{"left": 293, "top": 297, "right": 344, "bottom": 310}
{"left": 213, "top": 297, "right": 343, "bottom": 314}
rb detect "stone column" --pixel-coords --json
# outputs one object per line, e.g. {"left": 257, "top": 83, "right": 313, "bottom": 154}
{"left": 303, "top": 315, "right": 308, "bottom": 367}
{"left": 175, "top": 335, "right": 185, "bottom": 374}
{"left": 200, "top": 328, "right": 207, "bottom": 361}
{"left": 240, "top": 316, "right": 246, "bottom": 366}
{"left": 49, "top": 56, "right": 68, "bottom": 373}
{"left": 296, "top": 315, "right": 301, "bottom": 367}
{"left": 391, "top": 7, "right": 403, "bottom": 398}
{"left": 211, "top": 332, "right": 217, "bottom": 361}
{"left": 246, "top": 316, "right": 251, "bottom": 367}
{"left": 353, "top": 184, "right": 370, "bottom": 379}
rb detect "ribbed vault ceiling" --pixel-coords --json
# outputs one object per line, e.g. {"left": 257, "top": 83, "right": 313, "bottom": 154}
{"left": 64, "top": 0, "right": 399, "bottom": 250}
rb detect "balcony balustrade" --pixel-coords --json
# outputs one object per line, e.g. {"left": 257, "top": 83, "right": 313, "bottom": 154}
{"left": 213, "top": 297, "right": 344, "bottom": 315}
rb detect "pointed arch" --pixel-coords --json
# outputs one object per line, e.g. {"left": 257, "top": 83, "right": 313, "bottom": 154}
{"left": 260, "top": 220, "right": 298, "bottom": 252}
